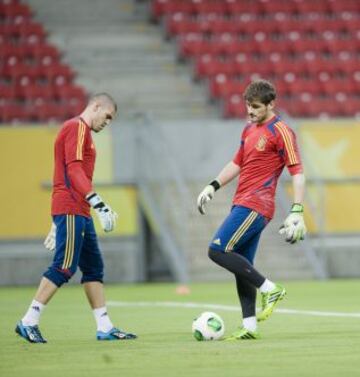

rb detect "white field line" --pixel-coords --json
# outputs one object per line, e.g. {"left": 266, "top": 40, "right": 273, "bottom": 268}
{"left": 107, "top": 301, "right": 360, "bottom": 319}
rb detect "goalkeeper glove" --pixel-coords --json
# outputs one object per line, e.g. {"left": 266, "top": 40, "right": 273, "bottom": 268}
{"left": 197, "top": 179, "right": 221, "bottom": 215}
{"left": 86, "top": 193, "right": 118, "bottom": 232}
{"left": 44, "top": 223, "right": 56, "bottom": 252}
{"left": 279, "top": 203, "right": 306, "bottom": 244}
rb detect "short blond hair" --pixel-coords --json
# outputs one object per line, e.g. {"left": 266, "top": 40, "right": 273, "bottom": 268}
{"left": 89, "top": 93, "right": 117, "bottom": 112}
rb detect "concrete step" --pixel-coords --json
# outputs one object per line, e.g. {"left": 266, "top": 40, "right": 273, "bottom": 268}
{"left": 26, "top": 0, "right": 215, "bottom": 120}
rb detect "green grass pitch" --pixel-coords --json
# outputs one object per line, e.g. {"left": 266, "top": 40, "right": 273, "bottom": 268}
{"left": 1, "top": 280, "right": 360, "bottom": 377}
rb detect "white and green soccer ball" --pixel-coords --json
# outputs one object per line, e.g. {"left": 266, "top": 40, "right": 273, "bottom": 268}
{"left": 192, "top": 311, "right": 225, "bottom": 341}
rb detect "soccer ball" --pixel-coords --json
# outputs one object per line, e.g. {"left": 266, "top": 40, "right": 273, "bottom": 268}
{"left": 192, "top": 311, "right": 225, "bottom": 341}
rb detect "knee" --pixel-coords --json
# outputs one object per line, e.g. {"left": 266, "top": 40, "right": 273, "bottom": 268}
{"left": 208, "top": 247, "right": 221, "bottom": 262}
{"left": 80, "top": 262, "right": 104, "bottom": 284}
{"left": 81, "top": 271, "right": 104, "bottom": 284}
{"left": 43, "top": 266, "right": 77, "bottom": 287}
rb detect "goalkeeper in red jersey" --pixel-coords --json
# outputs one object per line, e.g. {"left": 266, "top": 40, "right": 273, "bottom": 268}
{"left": 16, "top": 93, "right": 137, "bottom": 343}
{"left": 197, "top": 79, "right": 306, "bottom": 340}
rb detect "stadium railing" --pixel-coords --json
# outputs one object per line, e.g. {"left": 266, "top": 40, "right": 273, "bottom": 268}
{"left": 134, "top": 113, "right": 191, "bottom": 284}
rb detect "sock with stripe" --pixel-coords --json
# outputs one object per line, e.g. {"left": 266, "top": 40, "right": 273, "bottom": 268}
{"left": 93, "top": 307, "right": 114, "bottom": 333}
{"left": 209, "top": 248, "right": 266, "bottom": 287}
{"left": 22, "top": 299, "right": 46, "bottom": 326}
{"left": 243, "top": 316, "right": 257, "bottom": 332}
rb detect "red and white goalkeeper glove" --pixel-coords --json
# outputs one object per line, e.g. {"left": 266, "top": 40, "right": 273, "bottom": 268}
{"left": 44, "top": 223, "right": 56, "bottom": 251}
{"left": 197, "top": 180, "right": 221, "bottom": 215}
{"left": 279, "top": 203, "right": 307, "bottom": 244}
{"left": 86, "top": 193, "right": 118, "bottom": 232}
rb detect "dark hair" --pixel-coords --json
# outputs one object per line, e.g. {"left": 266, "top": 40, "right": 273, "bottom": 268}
{"left": 243, "top": 79, "right": 276, "bottom": 105}
{"left": 89, "top": 93, "right": 117, "bottom": 113}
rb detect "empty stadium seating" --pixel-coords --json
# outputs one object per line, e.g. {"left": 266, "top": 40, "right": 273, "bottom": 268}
{"left": 0, "top": 0, "right": 87, "bottom": 124}
{"left": 152, "top": 0, "right": 360, "bottom": 119}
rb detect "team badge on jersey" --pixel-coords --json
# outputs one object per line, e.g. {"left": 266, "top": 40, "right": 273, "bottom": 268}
{"left": 255, "top": 135, "right": 267, "bottom": 151}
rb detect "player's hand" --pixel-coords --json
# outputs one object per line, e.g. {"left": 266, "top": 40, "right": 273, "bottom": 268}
{"left": 44, "top": 223, "right": 56, "bottom": 251}
{"left": 87, "top": 193, "right": 118, "bottom": 232}
{"left": 279, "top": 203, "right": 306, "bottom": 244}
{"left": 197, "top": 185, "right": 215, "bottom": 215}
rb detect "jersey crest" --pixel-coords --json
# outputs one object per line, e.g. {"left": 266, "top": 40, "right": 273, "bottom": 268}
{"left": 255, "top": 135, "right": 267, "bottom": 151}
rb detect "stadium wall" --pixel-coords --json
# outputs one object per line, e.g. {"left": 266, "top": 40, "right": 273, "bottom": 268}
{"left": 1, "top": 118, "right": 360, "bottom": 283}
{"left": 0, "top": 125, "right": 138, "bottom": 239}
{"left": 0, "top": 124, "right": 142, "bottom": 285}
{"left": 147, "top": 118, "right": 360, "bottom": 234}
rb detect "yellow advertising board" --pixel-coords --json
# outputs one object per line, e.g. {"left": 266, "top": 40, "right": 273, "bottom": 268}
{"left": 295, "top": 120, "right": 360, "bottom": 233}
{"left": 0, "top": 126, "right": 137, "bottom": 239}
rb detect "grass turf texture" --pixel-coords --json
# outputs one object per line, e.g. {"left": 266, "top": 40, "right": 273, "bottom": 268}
{"left": 1, "top": 280, "right": 360, "bottom": 377}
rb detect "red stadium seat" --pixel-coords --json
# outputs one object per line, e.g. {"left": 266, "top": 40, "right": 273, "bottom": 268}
{"left": 216, "top": 79, "right": 247, "bottom": 99}
{"left": 206, "top": 17, "right": 238, "bottom": 34}
{"left": 260, "top": 0, "right": 298, "bottom": 15}
{"left": 304, "top": 57, "right": 340, "bottom": 76}
{"left": 66, "top": 101, "right": 87, "bottom": 117}
{"left": 0, "top": 103, "right": 30, "bottom": 123}
{"left": 295, "top": 0, "right": 330, "bottom": 13}
{"left": 0, "top": 84, "right": 18, "bottom": 101}
{"left": 159, "top": 0, "right": 194, "bottom": 19}
{"left": 1, "top": 63, "right": 40, "bottom": 84}
{"left": 153, "top": 0, "right": 360, "bottom": 119}
{"left": 288, "top": 79, "right": 323, "bottom": 96}
{"left": 0, "top": 22, "right": 46, "bottom": 43}
{"left": 225, "top": 0, "right": 262, "bottom": 15}
{"left": 151, "top": 0, "right": 196, "bottom": 21}
{"left": 151, "top": 0, "right": 167, "bottom": 21}
{"left": 165, "top": 14, "right": 201, "bottom": 37}
{"left": 1, "top": 0, "right": 20, "bottom": 4}
{"left": 329, "top": 0, "right": 360, "bottom": 13}
{"left": 321, "top": 78, "right": 357, "bottom": 96}
{"left": 208, "top": 73, "right": 230, "bottom": 99}
{"left": 0, "top": 2, "right": 31, "bottom": 23}
{"left": 342, "top": 97, "right": 360, "bottom": 117}
{"left": 271, "top": 59, "right": 307, "bottom": 76}
{"left": 33, "top": 102, "right": 68, "bottom": 122}
{"left": 55, "top": 85, "right": 87, "bottom": 104}
{"left": 177, "top": 33, "right": 210, "bottom": 59}
{"left": 195, "top": 56, "right": 237, "bottom": 79}
{"left": 20, "top": 84, "right": 54, "bottom": 102}
{"left": 0, "top": 0, "right": 86, "bottom": 124}
{"left": 41, "top": 63, "right": 75, "bottom": 85}
{"left": 192, "top": 0, "right": 227, "bottom": 16}
{"left": 35, "top": 45, "right": 60, "bottom": 66}
{"left": 0, "top": 43, "right": 25, "bottom": 64}
{"left": 222, "top": 94, "right": 247, "bottom": 119}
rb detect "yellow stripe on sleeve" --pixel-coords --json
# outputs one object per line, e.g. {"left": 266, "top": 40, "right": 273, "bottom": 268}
{"left": 76, "top": 121, "right": 86, "bottom": 160}
{"left": 275, "top": 122, "right": 298, "bottom": 165}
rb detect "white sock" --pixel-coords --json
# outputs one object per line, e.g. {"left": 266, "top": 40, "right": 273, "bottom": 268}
{"left": 93, "top": 307, "right": 114, "bottom": 333}
{"left": 22, "top": 300, "right": 45, "bottom": 326}
{"left": 259, "top": 279, "right": 276, "bottom": 293}
{"left": 243, "top": 316, "right": 257, "bottom": 332}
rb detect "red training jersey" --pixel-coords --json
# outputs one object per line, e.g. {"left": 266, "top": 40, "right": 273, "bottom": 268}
{"left": 232, "top": 115, "right": 303, "bottom": 219}
{"left": 51, "top": 117, "right": 96, "bottom": 217}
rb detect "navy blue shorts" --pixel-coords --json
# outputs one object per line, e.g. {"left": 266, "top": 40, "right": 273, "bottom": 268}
{"left": 209, "top": 205, "right": 268, "bottom": 264}
{"left": 43, "top": 214, "right": 104, "bottom": 287}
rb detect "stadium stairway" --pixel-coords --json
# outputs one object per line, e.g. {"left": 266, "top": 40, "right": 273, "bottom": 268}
{"left": 26, "top": 0, "right": 218, "bottom": 120}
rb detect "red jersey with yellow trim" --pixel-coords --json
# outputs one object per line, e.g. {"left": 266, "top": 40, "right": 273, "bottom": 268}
{"left": 51, "top": 117, "right": 96, "bottom": 217}
{"left": 232, "top": 115, "right": 303, "bottom": 219}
